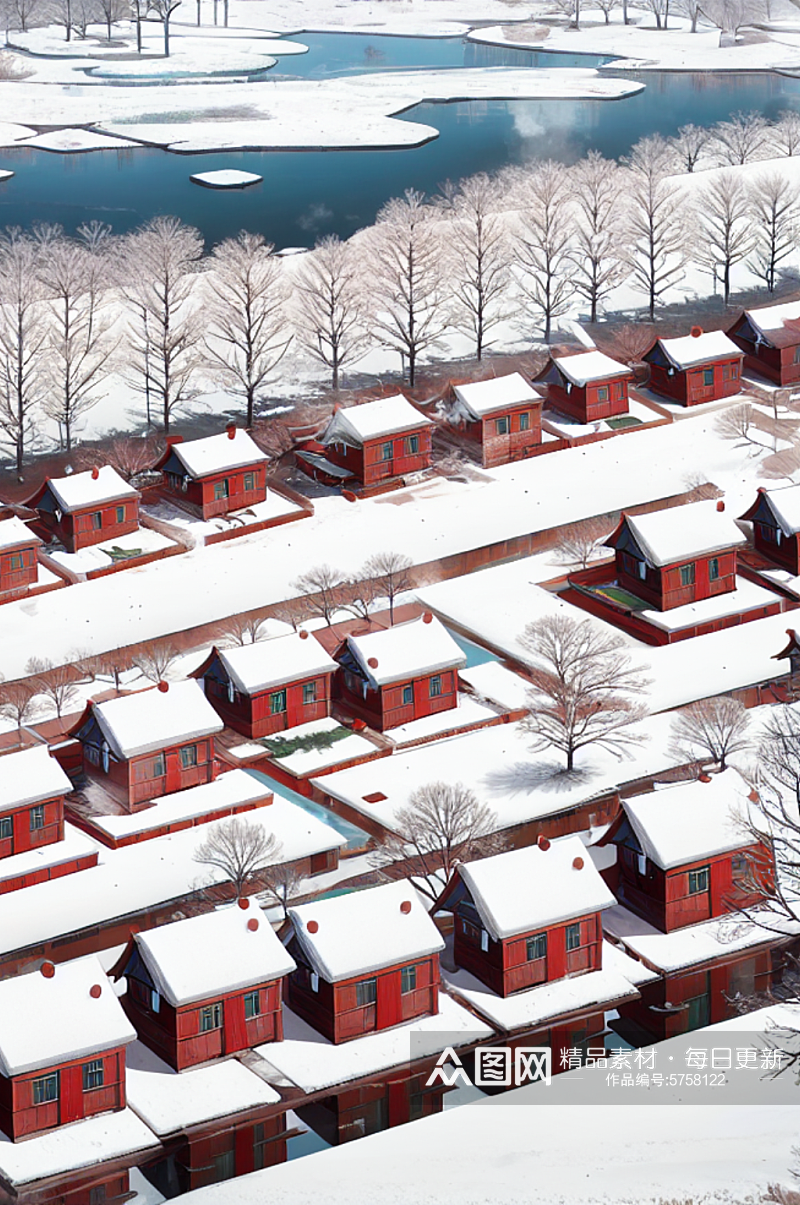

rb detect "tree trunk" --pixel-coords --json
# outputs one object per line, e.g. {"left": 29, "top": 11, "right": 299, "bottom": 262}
{"left": 163, "top": 15, "right": 170, "bottom": 56}
{"left": 66, "top": 0, "right": 72, "bottom": 40}
{"left": 196, "top": 0, "right": 201, "bottom": 23}
{"left": 224, "top": 0, "right": 228, "bottom": 25}
{"left": 566, "top": 746, "right": 574, "bottom": 771}
{"left": 136, "top": 9, "right": 142, "bottom": 52}
{"left": 213, "top": 0, "right": 218, "bottom": 24}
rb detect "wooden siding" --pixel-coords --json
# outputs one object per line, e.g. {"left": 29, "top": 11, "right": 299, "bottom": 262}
{"left": 323, "top": 428, "right": 432, "bottom": 487}
{"left": 0, "top": 795, "right": 64, "bottom": 859}
{"left": 0, "top": 850, "right": 97, "bottom": 896}
{"left": 0, "top": 1047, "right": 127, "bottom": 1140}
{"left": 87, "top": 738, "right": 217, "bottom": 811}
{"left": 0, "top": 544, "right": 38, "bottom": 597}
{"left": 648, "top": 358, "right": 742, "bottom": 406}
{"left": 752, "top": 522, "right": 800, "bottom": 575}
{"left": 453, "top": 911, "right": 602, "bottom": 997}
{"left": 287, "top": 956, "right": 439, "bottom": 1044}
{"left": 615, "top": 549, "right": 738, "bottom": 611}
{"left": 336, "top": 668, "right": 459, "bottom": 732}
{"left": 548, "top": 378, "right": 629, "bottom": 424}
{"left": 479, "top": 404, "right": 543, "bottom": 469}
{"left": 204, "top": 672, "right": 334, "bottom": 739}
{"left": 42, "top": 501, "right": 140, "bottom": 554}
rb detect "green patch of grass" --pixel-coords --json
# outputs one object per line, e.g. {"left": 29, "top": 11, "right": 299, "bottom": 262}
{"left": 606, "top": 415, "right": 642, "bottom": 430}
{"left": 260, "top": 724, "right": 352, "bottom": 760}
{"left": 592, "top": 584, "right": 648, "bottom": 610}
{"left": 104, "top": 545, "right": 142, "bottom": 561}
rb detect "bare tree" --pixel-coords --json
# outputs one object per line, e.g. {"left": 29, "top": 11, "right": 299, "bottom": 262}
{"left": 640, "top": 0, "right": 668, "bottom": 28}
{"left": 370, "top": 781, "right": 506, "bottom": 902}
{"left": 772, "top": 110, "right": 800, "bottom": 157}
{"left": 569, "top": 151, "right": 625, "bottom": 323}
{"left": 712, "top": 111, "right": 771, "bottom": 166}
{"left": 96, "top": 0, "right": 127, "bottom": 39}
{"left": 130, "top": 640, "right": 180, "bottom": 683}
{"left": 671, "top": 123, "right": 712, "bottom": 171}
{"left": 697, "top": 171, "right": 754, "bottom": 306}
{"left": 367, "top": 189, "right": 447, "bottom": 387}
{"left": 436, "top": 173, "right": 511, "bottom": 360}
{"left": 261, "top": 862, "right": 304, "bottom": 919}
{"left": 73, "top": 434, "right": 162, "bottom": 483}
{"left": 675, "top": 0, "right": 703, "bottom": 30}
{"left": 73, "top": 648, "right": 133, "bottom": 691}
{"left": 292, "top": 235, "right": 368, "bottom": 390}
{"left": 623, "top": 136, "right": 687, "bottom": 320}
{"left": 292, "top": 564, "right": 346, "bottom": 626}
{"left": 193, "top": 817, "right": 282, "bottom": 898}
{"left": 339, "top": 576, "right": 379, "bottom": 622}
{"left": 4, "top": 0, "right": 44, "bottom": 30}
{"left": 150, "top": 0, "right": 181, "bottom": 55}
{"left": 591, "top": 0, "right": 617, "bottom": 23}
{"left": 217, "top": 610, "right": 272, "bottom": 646}
{"left": 0, "top": 229, "right": 48, "bottom": 474}
{"left": 603, "top": 323, "right": 654, "bottom": 366}
{"left": 362, "top": 550, "right": 413, "bottom": 624}
{"left": 513, "top": 161, "right": 574, "bottom": 340}
{"left": 748, "top": 172, "right": 800, "bottom": 294}
{"left": 25, "top": 657, "right": 81, "bottom": 719}
{"left": 204, "top": 232, "right": 291, "bottom": 428}
{"left": 668, "top": 696, "right": 752, "bottom": 770}
{"left": 701, "top": 0, "right": 765, "bottom": 35}
{"left": 130, "top": 0, "right": 150, "bottom": 52}
{"left": 715, "top": 401, "right": 762, "bottom": 450}
{"left": 554, "top": 0, "right": 581, "bottom": 26}
{"left": 0, "top": 679, "right": 43, "bottom": 729}
{"left": 121, "top": 216, "right": 203, "bottom": 432}
{"left": 552, "top": 517, "right": 614, "bottom": 569}
{"left": 519, "top": 613, "right": 650, "bottom": 772}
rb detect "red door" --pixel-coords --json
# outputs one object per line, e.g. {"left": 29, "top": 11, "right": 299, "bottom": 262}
{"left": 377, "top": 973, "right": 402, "bottom": 1031}
{"left": 60, "top": 1065, "right": 84, "bottom": 1125}
{"left": 224, "top": 995, "right": 248, "bottom": 1054}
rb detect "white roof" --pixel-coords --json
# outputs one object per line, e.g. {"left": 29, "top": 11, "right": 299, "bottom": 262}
{"left": 453, "top": 372, "right": 540, "bottom": 419}
{"left": 134, "top": 898, "right": 296, "bottom": 1007}
{"left": 0, "top": 746, "right": 72, "bottom": 814}
{"left": 744, "top": 300, "right": 800, "bottom": 338}
{"left": 455, "top": 835, "right": 616, "bottom": 941}
{"left": 90, "top": 679, "right": 223, "bottom": 759}
{"left": 552, "top": 351, "right": 631, "bottom": 387}
{"left": 323, "top": 395, "right": 432, "bottom": 444}
{"left": 619, "top": 499, "right": 747, "bottom": 567}
{"left": 759, "top": 484, "right": 800, "bottom": 536}
{"left": 47, "top": 466, "right": 139, "bottom": 513}
{"left": 622, "top": 769, "right": 759, "bottom": 870}
{"left": 346, "top": 614, "right": 467, "bottom": 688}
{"left": 216, "top": 632, "right": 338, "bottom": 694}
{"left": 656, "top": 330, "right": 741, "bottom": 370}
{"left": 288, "top": 879, "right": 444, "bottom": 983}
{"left": 169, "top": 428, "right": 267, "bottom": 478}
{"left": 0, "top": 516, "right": 40, "bottom": 551}
{"left": 0, "top": 955, "right": 136, "bottom": 1077}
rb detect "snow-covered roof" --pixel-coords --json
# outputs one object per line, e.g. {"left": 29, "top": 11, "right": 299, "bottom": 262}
{"left": 0, "top": 746, "right": 72, "bottom": 814}
{"left": 345, "top": 614, "right": 467, "bottom": 688}
{"left": 168, "top": 429, "right": 267, "bottom": 479}
{"left": 215, "top": 633, "right": 338, "bottom": 695}
{"left": 47, "top": 466, "right": 139, "bottom": 513}
{"left": 322, "top": 395, "right": 432, "bottom": 445}
{"left": 654, "top": 330, "right": 741, "bottom": 370}
{"left": 288, "top": 880, "right": 445, "bottom": 983}
{"left": 621, "top": 769, "right": 759, "bottom": 870}
{"left": 742, "top": 300, "right": 800, "bottom": 346}
{"left": 552, "top": 351, "right": 632, "bottom": 387}
{"left": 0, "top": 516, "right": 40, "bottom": 551}
{"left": 134, "top": 898, "right": 296, "bottom": 1007}
{"left": 755, "top": 484, "right": 800, "bottom": 536}
{"left": 613, "top": 499, "right": 746, "bottom": 567}
{"left": 89, "top": 680, "right": 223, "bottom": 759}
{"left": 0, "top": 955, "right": 136, "bottom": 1077}
{"left": 453, "top": 373, "right": 540, "bottom": 419}
{"left": 453, "top": 836, "right": 616, "bottom": 941}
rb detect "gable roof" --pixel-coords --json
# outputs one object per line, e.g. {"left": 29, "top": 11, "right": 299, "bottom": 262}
{"left": 344, "top": 613, "right": 466, "bottom": 688}
{"left": 210, "top": 633, "right": 338, "bottom": 695}
{"left": 606, "top": 500, "right": 746, "bottom": 568}
{"left": 134, "top": 898, "right": 296, "bottom": 1007}
{"left": 741, "top": 484, "right": 800, "bottom": 537}
{"left": 45, "top": 467, "right": 138, "bottom": 513}
{"left": 619, "top": 769, "right": 760, "bottom": 870}
{"left": 166, "top": 429, "right": 267, "bottom": 479}
{"left": 0, "top": 516, "right": 41, "bottom": 552}
{"left": 0, "top": 746, "right": 72, "bottom": 814}
{"left": 288, "top": 879, "right": 444, "bottom": 983}
{"left": 444, "top": 835, "right": 616, "bottom": 941}
{"left": 646, "top": 330, "right": 741, "bottom": 371}
{"left": 453, "top": 373, "right": 541, "bottom": 420}
{"left": 550, "top": 351, "right": 632, "bottom": 388}
{"left": 0, "top": 955, "right": 136, "bottom": 1077}
{"left": 321, "top": 396, "right": 432, "bottom": 446}
{"left": 736, "top": 301, "right": 800, "bottom": 349}
{"left": 87, "top": 680, "right": 223, "bottom": 759}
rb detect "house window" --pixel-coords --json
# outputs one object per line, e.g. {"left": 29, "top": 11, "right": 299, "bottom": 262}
{"left": 151, "top": 753, "right": 166, "bottom": 778}
{"left": 179, "top": 744, "right": 198, "bottom": 769}
{"left": 302, "top": 682, "right": 317, "bottom": 705}
{"left": 244, "top": 990, "right": 261, "bottom": 1019}
{"left": 115, "top": 506, "right": 125, "bottom": 524}
{"left": 526, "top": 932, "right": 547, "bottom": 962}
{"left": 495, "top": 416, "right": 509, "bottom": 436}
{"left": 0, "top": 817, "right": 11, "bottom": 840}
{"left": 565, "top": 922, "right": 582, "bottom": 951}
{"left": 243, "top": 471, "right": 256, "bottom": 491}
{"left": 213, "top": 1151, "right": 236, "bottom": 1181}
{"left": 29, "top": 805, "right": 45, "bottom": 831}
{"left": 406, "top": 435, "right": 420, "bottom": 455}
{"left": 758, "top": 522, "right": 778, "bottom": 544}
{"left": 200, "top": 1002, "right": 223, "bottom": 1031}
{"left": 214, "top": 479, "right": 230, "bottom": 501}
{"left": 597, "top": 386, "right": 609, "bottom": 402}
{"left": 356, "top": 977, "right": 377, "bottom": 1007}
{"left": 82, "top": 1059, "right": 105, "bottom": 1091}
{"left": 401, "top": 965, "right": 417, "bottom": 994}
{"left": 381, "top": 442, "right": 393, "bottom": 461}
{"left": 794, "top": 346, "right": 800, "bottom": 365}
{"left": 680, "top": 563, "right": 696, "bottom": 587}
{"left": 708, "top": 557, "right": 720, "bottom": 581}
{"left": 688, "top": 866, "right": 710, "bottom": 895}
{"left": 519, "top": 412, "right": 530, "bottom": 431}
{"left": 703, "top": 368, "right": 714, "bottom": 386}
{"left": 615, "top": 382, "right": 625, "bottom": 399}
{"left": 270, "top": 689, "right": 287, "bottom": 715}
{"left": 402, "top": 684, "right": 413, "bottom": 706}
{"left": 8, "top": 553, "right": 24, "bottom": 571}
{"left": 32, "top": 1072, "right": 59, "bottom": 1104}
{"left": 429, "top": 675, "right": 442, "bottom": 698}
{"left": 90, "top": 511, "right": 102, "bottom": 530}
{"left": 731, "top": 854, "right": 748, "bottom": 882}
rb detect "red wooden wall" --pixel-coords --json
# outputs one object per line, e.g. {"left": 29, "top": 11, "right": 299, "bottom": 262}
{"left": 616, "top": 549, "right": 737, "bottom": 611}
{"left": 453, "top": 911, "right": 602, "bottom": 997}
{"left": 548, "top": 378, "right": 628, "bottom": 424}
{"left": 288, "top": 956, "right": 439, "bottom": 1044}
{"left": 0, "top": 795, "right": 64, "bottom": 859}
{"left": 0, "top": 544, "right": 38, "bottom": 597}
{"left": 0, "top": 1047, "right": 127, "bottom": 1140}
{"left": 648, "top": 358, "right": 742, "bottom": 406}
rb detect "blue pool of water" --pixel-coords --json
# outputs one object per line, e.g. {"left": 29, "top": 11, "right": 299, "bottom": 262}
{"left": 245, "top": 768, "right": 370, "bottom": 850}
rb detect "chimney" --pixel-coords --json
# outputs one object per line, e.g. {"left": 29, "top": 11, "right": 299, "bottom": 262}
{"left": 690, "top": 325, "right": 703, "bottom": 338}
{"left": 89, "top": 984, "right": 102, "bottom": 999}
{"left": 698, "top": 772, "right": 712, "bottom": 783}
{"left": 537, "top": 835, "right": 550, "bottom": 851}
{"left": 400, "top": 900, "right": 412, "bottom": 914}
{"left": 422, "top": 612, "right": 433, "bottom": 624}
{"left": 572, "top": 857, "right": 584, "bottom": 870}
{"left": 247, "top": 918, "right": 259, "bottom": 931}
{"left": 157, "top": 680, "right": 169, "bottom": 693}
{"left": 367, "top": 657, "right": 379, "bottom": 668}
{"left": 307, "top": 920, "right": 319, "bottom": 934}
{"left": 40, "top": 961, "right": 55, "bottom": 979}
{"left": 226, "top": 423, "right": 236, "bottom": 440}
{"left": 716, "top": 500, "right": 725, "bottom": 512}
{"left": 91, "top": 466, "right": 99, "bottom": 480}
{"left": 299, "top": 629, "right": 309, "bottom": 640}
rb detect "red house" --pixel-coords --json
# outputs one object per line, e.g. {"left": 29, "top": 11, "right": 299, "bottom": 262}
{"left": 436, "top": 836, "right": 615, "bottom": 998}
{"left": 726, "top": 301, "right": 800, "bottom": 386}
{"left": 72, "top": 679, "right": 224, "bottom": 811}
{"left": 740, "top": 484, "right": 800, "bottom": 574}
{"left": 643, "top": 328, "right": 743, "bottom": 405}
{"left": 0, "top": 745, "right": 73, "bottom": 859}
{"left": 0, "top": 516, "right": 42, "bottom": 600}
{"left": 194, "top": 632, "right": 338, "bottom": 739}
{"left": 334, "top": 612, "right": 467, "bottom": 731}
{"left": 156, "top": 426, "right": 268, "bottom": 520}
{"left": 26, "top": 466, "right": 140, "bottom": 552}
{"left": 114, "top": 898, "right": 295, "bottom": 1071}
{"left": 601, "top": 770, "right": 770, "bottom": 933}
{"left": 285, "top": 880, "right": 445, "bottom": 1044}
{"left": 451, "top": 372, "right": 543, "bottom": 468}
{"left": 604, "top": 499, "right": 747, "bottom": 611}
{"left": 315, "top": 395, "right": 433, "bottom": 490}
{"left": 534, "top": 351, "right": 633, "bottom": 424}
{"left": 0, "top": 955, "right": 135, "bottom": 1140}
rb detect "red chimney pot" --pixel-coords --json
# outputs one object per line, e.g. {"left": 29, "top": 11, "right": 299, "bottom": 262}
{"left": 226, "top": 423, "right": 236, "bottom": 440}
{"left": 716, "top": 500, "right": 725, "bottom": 512}
{"left": 400, "top": 900, "right": 412, "bottom": 914}
{"left": 307, "top": 920, "right": 319, "bottom": 934}
{"left": 537, "top": 835, "right": 550, "bottom": 851}
{"left": 89, "top": 984, "right": 102, "bottom": 999}
{"left": 699, "top": 773, "right": 712, "bottom": 783}
{"left": 238, "top": 898, "right": 250, "bottom": 910}
{"left": 367, "top": 657, "right": 379, "bottom": 669}
{"left": 690, "top": 325, "right": 703, "bottom": 338}
{"left": 40, "top": 961, "right": 55, "bottom": 979}
{"left": 422, "top": 612, "right": 433, "bottom": 624}
{"left": 247, "top": 917, "right": 259, "bottom": 932}
{"left": 157, "top": 680, "right": 169, "bottom": 693}
{"left": 299, "top": 629, "right": 309, "bottom": 639}
{"left": 91, "top": 466, "right": 99, "bottom": 480}
{"left": 572, "top": 856, "right": 584, "bottom": 870}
